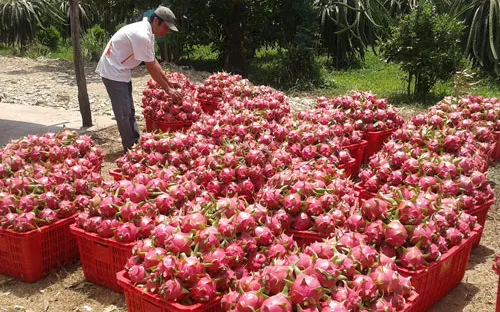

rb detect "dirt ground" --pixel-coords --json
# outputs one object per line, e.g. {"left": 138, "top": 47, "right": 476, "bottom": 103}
{"left": 0, "top": 56, "right": 499, "bottom": 312}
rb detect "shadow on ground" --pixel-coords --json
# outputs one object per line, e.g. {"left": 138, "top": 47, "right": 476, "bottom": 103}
{"left": 0, "top": 119, "right": 86, "bottom": 147}
{"left": 429, "top": 282, "right": 481, "bottom": 311}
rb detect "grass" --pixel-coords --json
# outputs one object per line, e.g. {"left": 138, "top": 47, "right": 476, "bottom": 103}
{"left": 0, "top": 41, "right": 73, "bottom": 61}
{"left": 49, "top": 42, "right": 73, "bottom": 61}
{"left": 306, "top": 50, "right": 500, "bottom": 108}
{"left": 320, "top": 51, "right": 408, "bottom": 99}
{"left": 246, "top": 46, "right": 500, "bottom": 108}
{"left": 0, "top": 43, "right": 16, "bottom": 56}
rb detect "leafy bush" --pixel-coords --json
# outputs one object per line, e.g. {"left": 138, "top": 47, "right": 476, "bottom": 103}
{"left": 25, "top": 41, "right": 51, "bottom": 58}
{"left": 114, "top": 22, "right": 126, "bottom": 34}
{"left": 81, "top": 25, "right": 108, "bottom": 62}
{"left": 278, "top": 26, "right": 324, "bottom": 90}
{"left": 36, "top": 26, "right": 61, "bottom": 51}
{"left": 0, "top": 0, "right": 63, "bottom": 48}
{"left": 381, "top": 0, "right": 465, "bottom": 97}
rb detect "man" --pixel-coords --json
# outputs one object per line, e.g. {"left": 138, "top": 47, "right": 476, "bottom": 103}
{"left": 96, "top": 5, "right": 182, "bottom": 153}
{"left": 143, "top": 8, "right": 169, "bottom": 63}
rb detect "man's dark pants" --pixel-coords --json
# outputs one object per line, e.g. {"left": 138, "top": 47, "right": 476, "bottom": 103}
{"left": 102, "top": 77, "right": 140, "bottom": 153}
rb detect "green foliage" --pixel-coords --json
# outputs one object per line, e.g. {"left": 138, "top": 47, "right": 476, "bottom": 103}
{"left": 81, "top": 25, "right": 108, "bottom": 62}
{"left": 0, "top": 43, "right": 17, "bottom": 56}
{"left": 314, "top": 0, "right": 394, "bottom": 69}
{"left": 278, "top": 25, "right": 324, "bottom": 89}
{"left": 0, "top": 0, "right": 64, "bottom": 48}
{"left": 55, "top": 0, "right": 94, "bottom": 31}
{"left": 114, "top": 22, "right": 126, "bottom": 34}
{"left": 77, "top": 0, "right": 144, "bottom": 34}
{"left": 25, "top": 41, "right": 51, "bottom": 58}
{"left": 381, "top": 1, "right": 465, "bottom": 97}
{"left": 464, "top": 0, "right": 500, "bottom": 75}
{"left": 259, "top": 0, "right": 324, "bottom": 89}
{"left": 36, "top": 26, "right": 61, "bottom": 51}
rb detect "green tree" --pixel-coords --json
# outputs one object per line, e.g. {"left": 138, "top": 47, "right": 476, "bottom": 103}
{"left": 81, "top": 24, "right": 108, "bottom": 62}
{"left": 36, "top": 25, "right": 61, "bottom": 50}
{"left": 381, "top": 0, "right": 465, "bottom": 97}
{"left": 0, "top": 0, "right": 63, "bottom": 49}
{"left": 277, "top": 0, "right": 323, "bottom": 88}
{"left": 463, "top": 0, "right": 500, "bottom": 75}
{"left": 314, "top": 0, "right": 394, "bottom": 69}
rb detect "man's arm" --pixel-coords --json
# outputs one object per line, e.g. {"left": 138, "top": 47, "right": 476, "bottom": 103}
{"left": 145, "top": 59, "right": 182, "bottom": 103}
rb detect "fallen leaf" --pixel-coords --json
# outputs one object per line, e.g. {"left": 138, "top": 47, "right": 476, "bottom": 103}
{"left": 75, "top": 283, "right": 85, "bottom": 290}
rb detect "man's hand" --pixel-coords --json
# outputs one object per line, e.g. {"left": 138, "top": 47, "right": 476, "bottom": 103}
{"left": 170, "top": 81, "right": 182, "bottom": 89}
{"left": 168, "top": 88, "right": 183, "bottom": 104}
{"left": 145, "top": 60, "right": 183, "bottom": 103}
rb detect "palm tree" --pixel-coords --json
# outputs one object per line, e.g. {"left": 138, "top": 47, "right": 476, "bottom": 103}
{"left": 314, "top": 0, "right": 394, "bottom": 69}
{"left": 464, "top": 0, "right": 500, "bottom": 74}
{"left": 56, "top": 0, "right": 93, "bottom": 31}
{"left": 0, "top": 0, "right": 63, "bottom": 48}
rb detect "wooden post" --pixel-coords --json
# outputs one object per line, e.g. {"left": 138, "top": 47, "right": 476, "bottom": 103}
{"left": 69, "top": 0, "right": 93, "bottom": 127}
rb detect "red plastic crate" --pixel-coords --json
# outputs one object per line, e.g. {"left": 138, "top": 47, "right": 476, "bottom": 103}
{"left": 199, "top": 100, "right": 218, "bottom": 115}
{"left": 338, "top": 158, "right": 356, "bottom": 177}
{"left": 285, "top": 229, "right": 326, "bottom": 248}
{"left": 117, "top": 270, "right": 222, "bottom": 312}
{"left": 398, "top": 229, "right": 478, "bottom": 311}
{"left": 0, "top": 216, "right": 79, "bottom": 282}
{"left": 109, "top": 168, "right": 124, "bottom": 181}
{"left": 363, "top": 128, "right": 395, "bottom": 164}
{"left": 402, "top": 293, "right": 420, "bottom": 312}
{"left": 354, "top": 182, "right": 376, "bottom": 201}
{"left": 144, "top": 115, "right": 192, "bottom": 133}
{"left": 493, "top": 131, "right": 500, "bottom": 162}
{"left": 467, "top": 199, "right": 495, "bottom": 247}
{"left": 493, "top": 263, "right": 500, "bottom": 312}
{"left": 343, "top": 140, "right": 368, "bottom": 178}
{"left": 70, "top": 225, "right": 135, "bottom": 293}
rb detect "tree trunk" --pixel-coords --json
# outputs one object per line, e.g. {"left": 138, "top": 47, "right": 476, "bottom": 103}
{"left": 407, "top": 73, "right": 413, "bottom": 96}
{"left": 222, "top": 0, "right": 246, "bottom": 74}
{"left": 70, "top": 0, "right": 92, "bottom": 127}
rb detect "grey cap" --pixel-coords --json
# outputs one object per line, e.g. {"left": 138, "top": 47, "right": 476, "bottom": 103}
{"left": 154, "top": 6, "right": 178, "bottom": 32}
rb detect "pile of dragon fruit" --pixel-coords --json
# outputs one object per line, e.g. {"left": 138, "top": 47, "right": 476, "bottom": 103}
{"left": 195, "top": 72, "right": 253, "bottom": 105}
{"left": 357, "top": 103, "right": 496, "bottom": 200}
{"left": 122, "top": 199, "right": 300, "bottom": 305}
{"left": 431, "top": 95, "right": 500, "bottom": 132}
{"left": 119, "top": 193, "right": 418, "bottom": 310}
{"left": 0, "top": 130, "right": 104, "bottom": 232}
{"left": 222, "top": 232, "right": 415, "bottom": 311}
{"left": 216, "top": 86, "right": 290, "bottom": 123}
{"left": 75, "top": 170, "right": 208, "bottom": 242}
{"left": 72, "top": 71, "right": 500, "bottom": 311}
{"left": 357, "top": 190, "right": 477, "bottom": 271}
{"left": 141, "top": 72, "right": 202, "bottom": 122}
{"left": 316, "top": 92, "right": 405, "bottom": 132}
{"left": 359, "top": 143, "right": 495, "bottom": 208}
{"left": 114, "top": 132, "right": 199, "bottom": 179}
{"left": 257, "top": 167, "right": 357, "bottom": 235}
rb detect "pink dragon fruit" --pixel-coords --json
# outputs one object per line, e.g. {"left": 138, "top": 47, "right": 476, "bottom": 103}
{"left": 289, "top": 274, "right": 323, "bottom": 306}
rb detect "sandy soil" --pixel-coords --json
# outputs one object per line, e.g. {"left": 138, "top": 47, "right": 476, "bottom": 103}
{"left": 0, "top": 56, "right": 498, "bottom": 312}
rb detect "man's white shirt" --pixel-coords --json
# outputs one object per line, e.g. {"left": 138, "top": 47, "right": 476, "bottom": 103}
{"left": 96, "top": 18, "right": 155, "bottom": 82}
